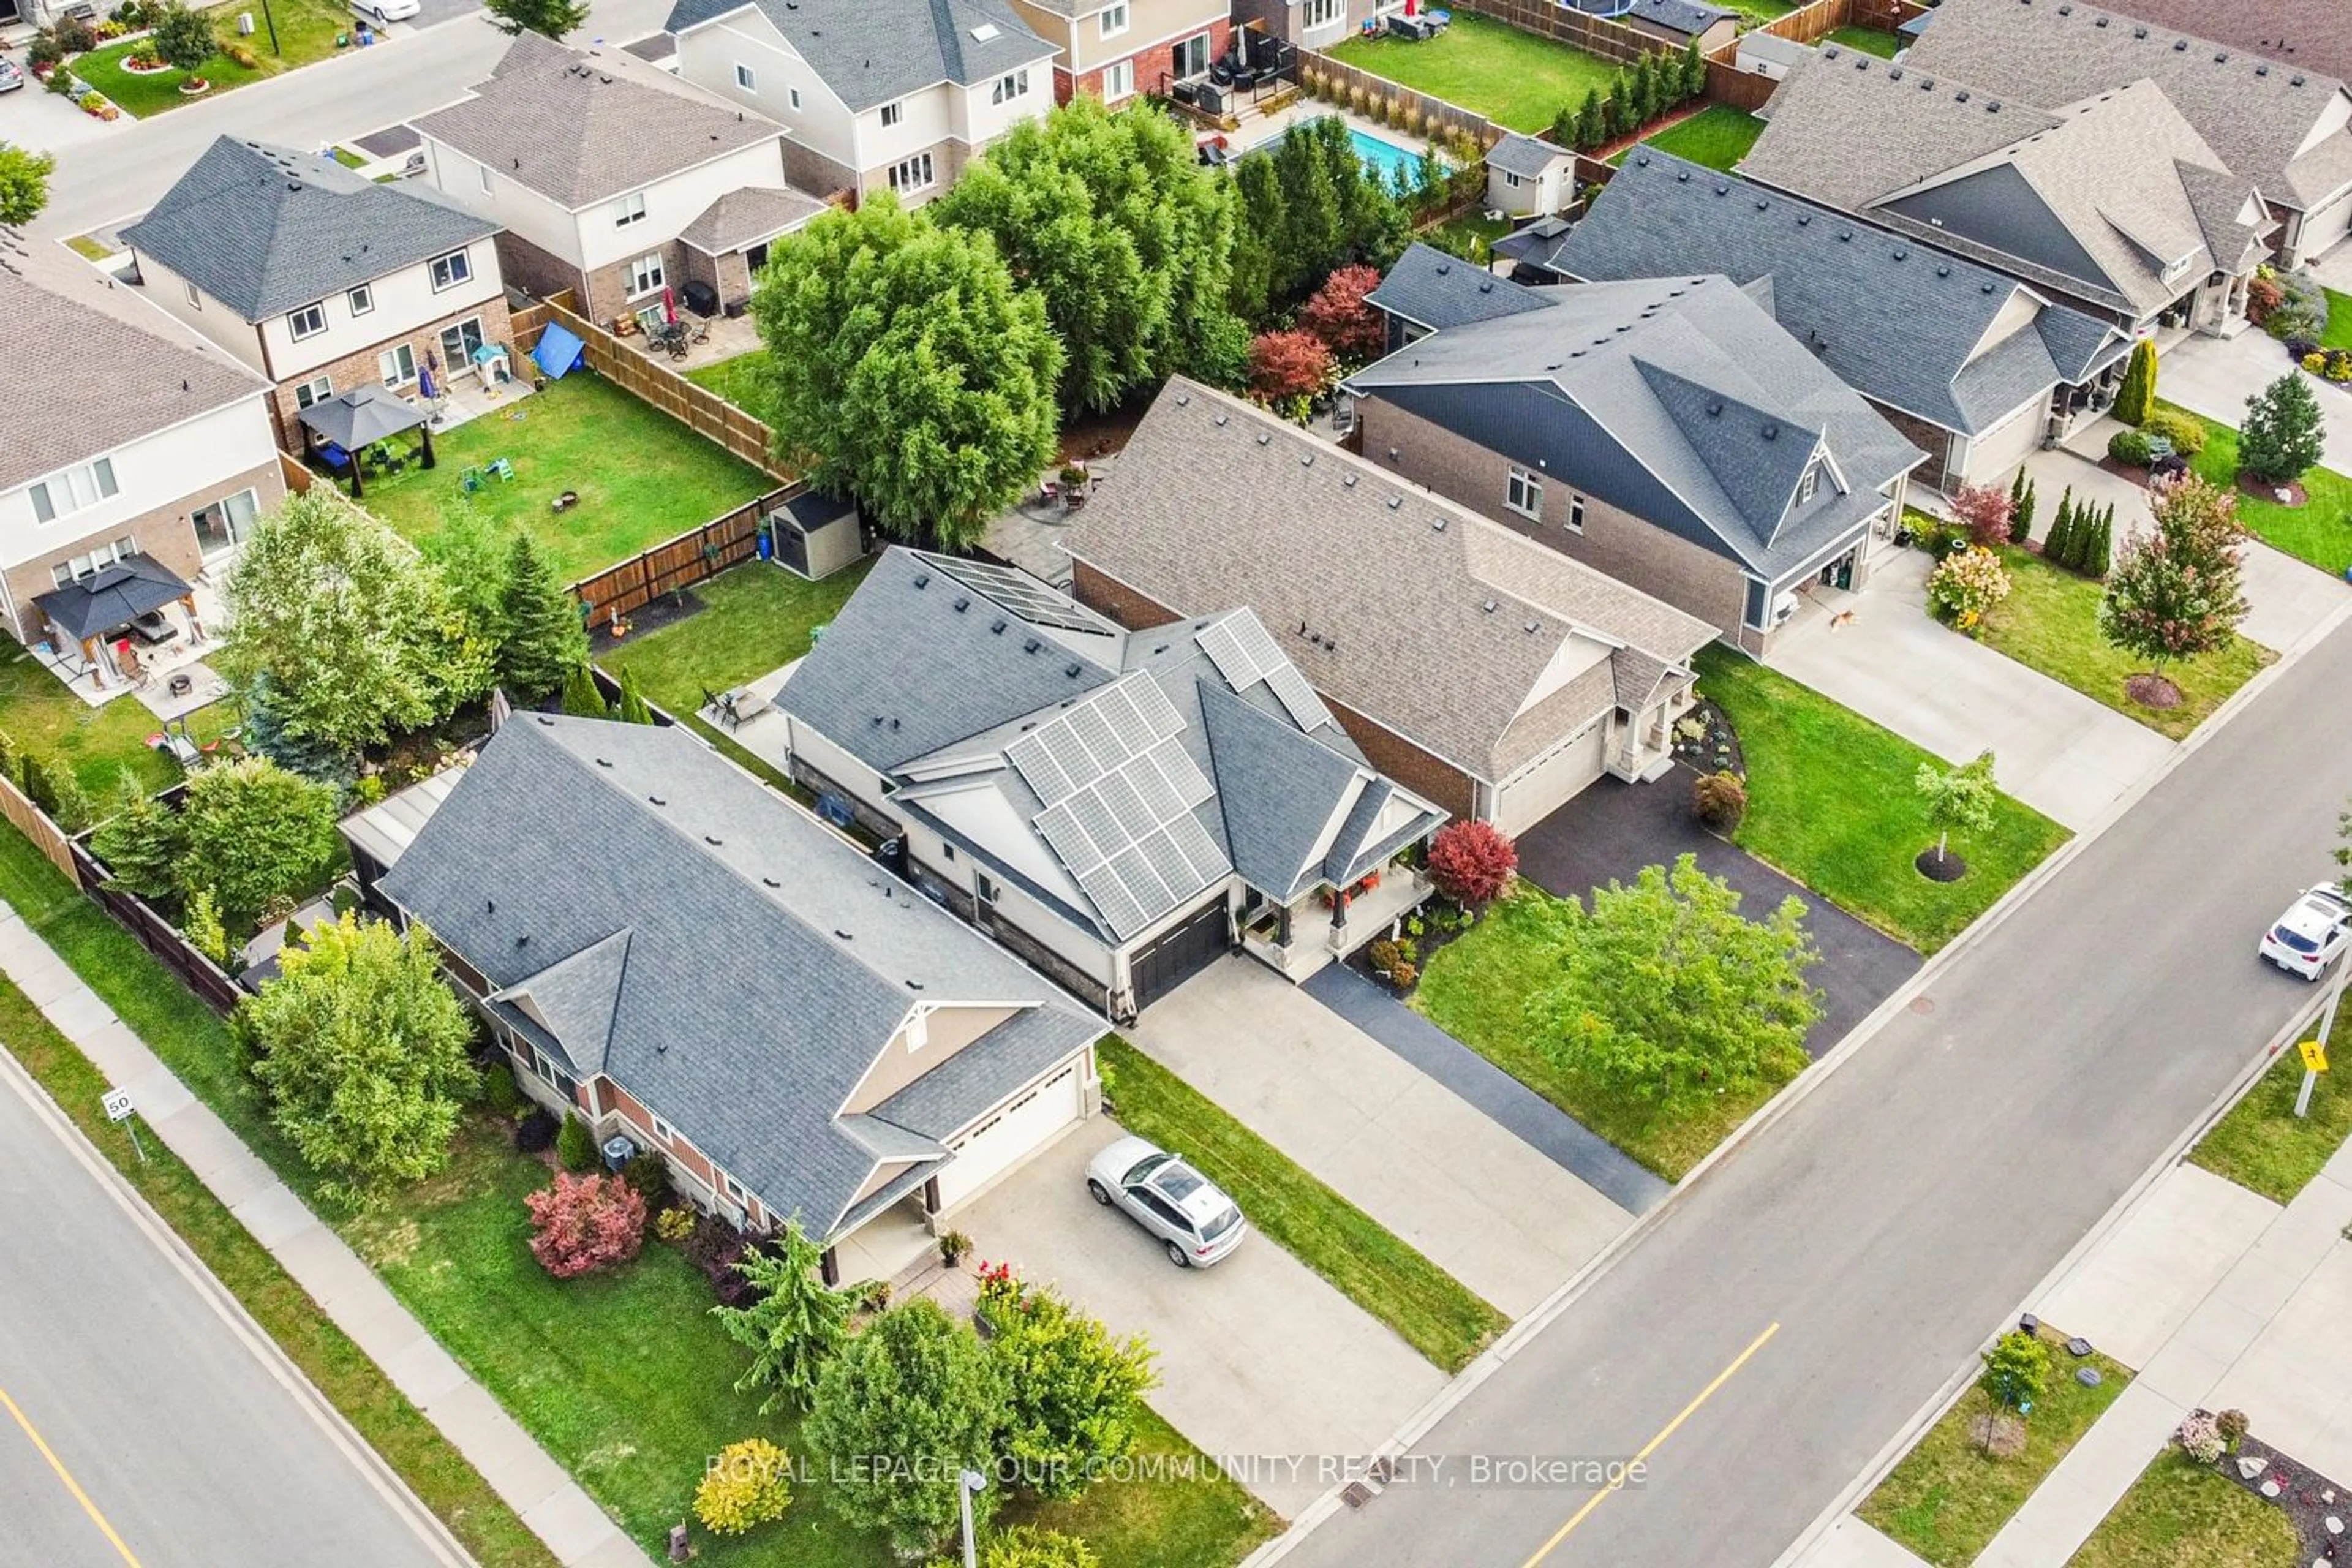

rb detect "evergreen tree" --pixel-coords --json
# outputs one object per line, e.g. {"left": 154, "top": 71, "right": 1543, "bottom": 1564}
{"left": 1681, "top": 39, "right": 1707, "bottom": 100}
{"left": 1551, "top": 102, "right": 1578, "bottom": 151}
{"left": 2240, "top": 371, "right": 2327, "bottom": 485}
{"left": 1608, "top": 69, "right": 1641, "bottom": 137}
{"left": 2111, "top": 339, "right": 2157, "bottom": 426}
{"left": 2013, "top": 475, "right": 2037, "bottom": 543}
{"left": 497, "top": 533, "right": 587, "bottom": 703}
{"left": 2086, "top": 505, "right": 2115, "bottom": 577}
{"left": 1632, "top": 54, "right": 1660, "bottom": 123}
{"left": 1575, "top": 87, "right": 1608, "bottom": 151}
{"left": 26, "top": 754, "right": 88, "bottom": 832}
{"left": 561, "top": 662, "right": 609, "bottom": 719}
{"left": 1227, "top": 152, "right": 1284, "bottom": 325}
{"left": 1270, "top": 125, "right": 1342, "bottom": 302}
{"left": 90, "top": 769, "right": 184, "bottom": 899}
{"left": 616, "top": 665, "right": 655, "bottom": 725}
{"left": 2045, "top": 488, "right": 2075, "bottom": 565}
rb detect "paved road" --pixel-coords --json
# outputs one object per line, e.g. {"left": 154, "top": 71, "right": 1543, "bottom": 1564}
{"left": 0, "top": 1054, "right": 462, "bottom": 1568}
{"left": 1289, "top": 609, "right": 2352, "bottom": 1567}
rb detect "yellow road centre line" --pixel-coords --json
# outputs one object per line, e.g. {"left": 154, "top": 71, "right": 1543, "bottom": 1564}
{"left": 0, "top": 1382, "right": 145, "bottom": 1566}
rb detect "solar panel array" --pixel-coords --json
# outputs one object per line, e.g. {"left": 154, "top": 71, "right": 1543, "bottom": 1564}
{"left": 932, "top": 556, "right": 1109, "bottom": 637}
{"left": 1008, "top": 674, "right": 1227, "bottom": 938}
{"left": 1196, "top": 613, "right": 1332, "bottom": 734}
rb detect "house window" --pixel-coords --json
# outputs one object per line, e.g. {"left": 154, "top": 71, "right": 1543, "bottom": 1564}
{"left": 788, "top": 86, "right": 802, "bottom": 110}
{"left": 1506, "top": 466, "right": 1543, "bottom": 520}
{"left": 51, "top": 538, "right": 137, "bottom": 588}
{"left": 992, "top": 69, "right": 1028, "bottom": 105}
{"left": 1103, "top": 59, "right": 1135, "bottom": 102}
{"left": 888, "top": 153, "right": 935, "bottom": 194}
{"left": 613, "top": 191, "right": 647, "bottom": 227}
{"left": 626, "top": 252, "right": 666, "bottom": 296}
{"left": 347, "top": 284, "right": 374, "bottom": 317}
{"left": 287, "top": 301, "right": 328, "bottom": 341}
{"left": 378, "top": 343, "right": 417, "bottom": 386}
{"left": 652, "top": 1115, "right": 673, "bottom": 1142}
{"left": 428, "top": 249, "right": 472, "bottom": 291}
{"left": 723, "top": 1173, "right": 745, "bottom": 1200}
{"left": 880, "top": 100, "right": 904, "bottom": 128}
{"left": 28, "top": 459, "right": 119, "bottom": 524}
{"left": 1502, "top": 170, "right": 1523, "bottom": 189}
{"left": 1795, "top": 461, "right": 1820, "bottom": 506}
{"left": 1303, "top": 0, "right": 1344, "bottom": 28}
{"left": 1099, "top": 1, "right": 1129, "bottom": 38}
{"left": 733, "top": 61, "right": 756, "bottom": 91}
{"left": 1568, "top": 492, "right": 1586, "bottom": 533}
{"left": 975, "top": 871, "right": 1000, "bottom": 905}
{"left": 191, "top": 488, "right": 257, "bottom": 560}
{"left": 293, "top": 374, "right": 333, "bottom": 409}
{"left": 183, "top": 280, "right": 202, "bottom": 309}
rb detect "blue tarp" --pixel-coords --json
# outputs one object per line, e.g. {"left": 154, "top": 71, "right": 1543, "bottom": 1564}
{"left": 533, "top": 322, "right": 586, "bottom": 380}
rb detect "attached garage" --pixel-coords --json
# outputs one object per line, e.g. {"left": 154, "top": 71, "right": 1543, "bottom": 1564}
{"left": 1126, "top": 899, "right": 1232, "bottom": 1012}
{"left": 932, "top": 1059, "right": 1085, "bottom": 1209}
{"left": 1490, "top": 717, "right": 1608, "bottom": 837}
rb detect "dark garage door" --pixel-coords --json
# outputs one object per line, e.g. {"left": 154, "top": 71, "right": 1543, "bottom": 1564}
{"left": 1130, "top": 900, "right": 1231, "bottom": 1011}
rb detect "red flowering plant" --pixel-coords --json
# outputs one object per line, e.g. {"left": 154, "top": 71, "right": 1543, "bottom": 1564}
{"left": 974, "top": 1259, "right": 1033, "bottom": 1329}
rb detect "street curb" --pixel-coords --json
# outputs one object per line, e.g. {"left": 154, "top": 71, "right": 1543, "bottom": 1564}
{"left": 1240, "top": 598, "right": 2352, "bottom": 1568}
{"left": 1768, "top": 987, "right": 2333, "bottom": 1568}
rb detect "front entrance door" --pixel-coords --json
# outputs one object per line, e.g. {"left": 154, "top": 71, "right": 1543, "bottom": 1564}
{"left": 439, "top": 317, "right": 484, "bottom": 380}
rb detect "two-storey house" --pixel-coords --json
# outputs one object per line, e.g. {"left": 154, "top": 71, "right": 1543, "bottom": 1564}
{"left": 1001, "top": 0, "right": 1229, "bottom": 105}
{"left": 123, "top": 138, "right": 507, "bottom": 451}
{"left": 663, "top": 0, "right": 1056, "bottom": 205}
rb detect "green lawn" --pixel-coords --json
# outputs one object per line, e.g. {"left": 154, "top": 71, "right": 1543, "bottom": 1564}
{"left": 597, "top": 557, "right": 865, "bottom": 717}
{"left": 71, "top": 0, "right": 353, "bottom": 116}
{"left": 1976, "top": 545, "right": 2273, "bottom": 741}
{"left": 1424, "top": 208, "right": 1514, "bottom": 266}
{"left": 1718, "top": 0, "right": 1795, "bottom": 22}
{"left": 1826, "top": 24, "right": 1902, "bottom": 56}
{"left": 1623, "top": 104, "right": 1763, "bottom": 172}
{"left": 2163, "top": 401, "right": 2352, "bottom": 577}
{"left": 1414, "top": 888, "right": 1784, "bottom": 1180}
{"left": 2323, "top": 288, "right": 2352, "bottom": 353}
{"left": 1695, "top": 647, "right": 2071, "bottom": 952}
{"left": 1329, "top": 12, "right": 1618, "bottom": 134}
{"left": 1096, "top": 1036, "right": 1507, "bottom": 1372}
{"left": 2190, "top": 1001, "right": 2352, "bottom": 1204}
{"left": 2069, "top": 1450, "right": 2299, "bottom": 1567}
{"left": 358, "top": 372, "right": 770, "bottom": 585}
{"left": 1858, "top": 1329, "right": 2133, "bottom": 1566}
{"left": 0, "top": 638, "right": 239, "bottom": 798}
{"left": 685, "top": 350, "right": 774, "bottom": 417}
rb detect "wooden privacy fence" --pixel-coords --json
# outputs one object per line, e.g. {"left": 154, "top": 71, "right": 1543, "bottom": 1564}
{"left": 511, "top": 297, "right": 792, "bottom": 483}
{"left": 68, "top": 840, "right": 246, "bottom": 1015}
{"left": 568, "top": 485, "right": 801, "bottom": 627}
{"left": 1441, "top": 0, "right": 1686, "bottom": 65}
{"left": 0, "top": 771, "right": 75, "bottom": 881}
{"left": 1704, "top": 0, "right": 1924, "bottom": 110}
{"left": 1297, "top": 51, "right": 1502, "bottom": 149}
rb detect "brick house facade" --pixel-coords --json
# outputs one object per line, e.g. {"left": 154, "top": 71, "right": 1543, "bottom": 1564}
{"left": 268, "top": 295, "right": 516, "bottom": 453}
{"left": 1057, "top": 18, "right": 1230, "bottom": 102}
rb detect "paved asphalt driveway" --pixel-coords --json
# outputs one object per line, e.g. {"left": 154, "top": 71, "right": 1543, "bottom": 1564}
{"left": 1516, "top": 772, "right": 1921, "bottom": 1058}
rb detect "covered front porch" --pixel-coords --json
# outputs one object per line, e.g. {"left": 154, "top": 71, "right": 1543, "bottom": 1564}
{"left": 1240, "top": 855, "right": 1433, "bottom": 984}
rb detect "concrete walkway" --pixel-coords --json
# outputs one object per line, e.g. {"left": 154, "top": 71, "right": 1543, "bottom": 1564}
{"left": 0, "top": 905, "right": 651, "bottom": 1568}
{"left": 2161, "top": 325, "right": 2352, "bottom": 473}
{"left": 1136, "top": 957, "right": 1637, "bottom": 1317}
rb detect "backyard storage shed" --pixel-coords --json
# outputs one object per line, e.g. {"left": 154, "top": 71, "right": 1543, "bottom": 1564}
{"left": 768, "top": 492, "right": 866, "bottom": 580}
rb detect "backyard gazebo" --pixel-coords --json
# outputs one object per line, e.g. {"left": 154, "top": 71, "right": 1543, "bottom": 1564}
{"left": 296, "top": 384, "right": 436, "bottom": 499}
{"left": 32, "top": 554, "right": 200, "bottom": 690}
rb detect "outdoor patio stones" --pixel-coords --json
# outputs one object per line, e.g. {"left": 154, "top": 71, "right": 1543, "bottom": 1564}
{"left": 2065, "top": 1336, "right": 2092, "bottom": 1356}
{"left": 2075, "top": 1366, "right": 2103, "bottom": 1387}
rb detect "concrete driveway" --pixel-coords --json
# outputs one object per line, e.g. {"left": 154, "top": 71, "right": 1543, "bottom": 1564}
{"left": 956, "top": 1117, "right": 1447, "bottom": 1517}
{"left": 1131, "top": 959, "right": 1634, "bottom": 1315}
{"left": 2161, "top": 325, "right": 2352, "bottom": 472}
{"left": 1516, "top": 774, "right": 1921, "bottom": 1057}
{"left": 1768, "top": 548, "right": 2174, "bottom": 831}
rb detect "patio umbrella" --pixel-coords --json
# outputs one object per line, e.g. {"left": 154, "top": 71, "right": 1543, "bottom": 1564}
{"left": 418, "top": 362, "right": 437, "bottom": 401}
{"left": 663, "top": 285, "right": 678, "bottom": 325}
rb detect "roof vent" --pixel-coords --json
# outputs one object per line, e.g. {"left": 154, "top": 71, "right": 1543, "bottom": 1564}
{"left": 1760, "top": 423, "right": 1779, "bottom": 440}
{"left": 1175, "top": 391, "right": 1191, "bottom": 406}
{"left": 1983, "top": 281, "right": 1996, "bottom": 293}
{"left": 2214, "top": 50, "right": 2228, "bottom": 61}
{"left": 1524, "top": 620, "right": 1540, "bottom": 634}
{"left": 648, "top": 794, "right": 667, "bottom": 806}
{"left": 2255, "top": 62, "right": 2269, "bottom": 75}
{"left": 1023, "top": 637, "right": 1040, "bottom": 653}
{"left": 833, "top": 929, "right": 854, "bottom": 941}
{"left": 1986, "top": 100, "right": 2002, "bottom": 111}
{"left": 1918, "top": 75, "right": 1934, "bottom": 89}
{"left": 1430, "top": 517, "right": 1447, "bottom": 532}
{"left": 703, "top": 834, "right": 723, "bottom": 846}
{"left": 2173, "top": 37, "right": 2187, "bottom": 49}
{"left": 1797, "top": 213, "right": 1811, "bottom": 225}
{"left": 1386, "top": 494, "right": 1403, "bottom": 509}
{"left": 1213, "top": 412, "right": 1228, "bottom": 426}
{"left": 906, "top": 978, "right": 924, "bottom": 990}
{"left": 1300, "top": 450, "right": 1314, "bottom": 466}
{"left": 595, "top": 756, "right": 612, "bottom": 767}
{"left": 2292, "top": 74, "right": 2307, "bottom": 86}
{"left": 1837, "top": 229, "right": 1852, "bottom": 241}
{"left": 535, "top": 714, "right": 554, "bottom": 726}
{"left": 516, "top": 933, "right": 529, "bottom": 948}
{"left": 1065, "top": 662, "right": 1082, "bottom": 677}
{"left": 1887, "top": 65, "right": 1903, "bottom": 80}
{"left": 2094, "top": 13, "right": 2107, "bottom": 24}
{"left": 1706, "top": 398, "right": 1723, "bottom": 415}
{"left": 1433, "top": 261, "right": 1451, "bottom": 275}
{"left": 2055, "top": 2, "right": 2068, "bottom": 12}
{"left": 1676, "top": 169, "right": 1691, "bottom": 182}
{"left": 1892, "top": 247, "right": 1907, "bottom": 260}
{"left": 1714, "top": 183, "right": 1730, "bottom": 195}
{"left": 1954, "top": 88, "right": 1970, "bottom": 100}
{"left": 1256, "top": 432, "right": 1272, "bottom": 446}
{"left": 1854, "top": 55, "right": 1868, "bottom": 69}
{"left": 762, "top": 876, "right": 780, "bottom": 888}
{"left": 1343, "top": 473, "right": 1359, "bottom": 488}
{"left": 952, "top": 595, "right": 970, "bottom": 612}
{"left": 1935, "top": 264, "right": 1950, "bottom": 277}
{"left": 1754, "top": 198, "right": 1768, "bottom": 211}
{"left": 913, "top": 571, "right": 930, "bottom": 589}
{"left": 1478, "top": 280, "right": 1494, "bottom": 293}
{"left": 990, "top": 618, "right": 1006, "bottom": 634}
{"left": 1482, "top": 598, "right": 1498, "bottom": 612}
{"left": 2131, "top": 24, "right": 2145, "bottom": 36}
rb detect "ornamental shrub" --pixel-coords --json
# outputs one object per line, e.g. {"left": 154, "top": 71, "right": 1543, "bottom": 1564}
{"left": 514, "top": 1106, "right": 559, "bottom": 1153}
{"left": 1926, "top": 546, "right": 2011, "bottom": 633}
{"left": 2216, "top": 1408, "right": 2250, "bottom": 1450}
{"left": 556, "top": 1111, "right": 597, "bottom": 1172}
{"left": 2107, "top": 428, "right": 2153, "bottom": 467}
{"left": 694, "top": 1438, "right": 793, "bottom": 1536}
{"left": 655, "top": 1206, "right": 696, "bottom": 1244}
{"left": 2138, "top": 407, "right": 2206, "bottom": 456}
{"left": 481, "top": 1061, "right": 525, "bottom": 1118}
{"left": 26, "top": 753, "right": 89, "bottom": 832}
{"left": 2176, "top": 1408, "right": 2225, "bottom": 1464}
{"left": 1692, "top": 770, "right": 1747, "bottom": 833}
{"left": 525, "top": 1172, "right": 646, "bottom": 1279}
{"left": 982, "top": 1527, "right": 1100, "bottom": 1568}
{"left": 1427, "top": 820, "right": 1517, "bottom": 907}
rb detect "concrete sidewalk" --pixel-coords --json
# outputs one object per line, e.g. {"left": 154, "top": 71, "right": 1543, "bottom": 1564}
{"left": 0, "top": 905, "right": 650, "bottom": 1568}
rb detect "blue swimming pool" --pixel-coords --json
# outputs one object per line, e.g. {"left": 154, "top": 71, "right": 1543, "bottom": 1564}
{"left": 1326, "top": 118, "right": 1432, "bottom": 189}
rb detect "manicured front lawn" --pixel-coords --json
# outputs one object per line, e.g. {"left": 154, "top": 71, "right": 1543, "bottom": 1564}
{"left": 71, "top": 0, "right": 353, "bottom": 116}
{"left": 2324, "top": 289, "right": 2352, "bottom": 353}
{"left": 0, "top": 639, "right": 239, "bottom": 798}
{"left": 1414, "top": 888, "right": 1781, "bottom": 1180}
{"left": 1096, "top": 1036, "right": 1507, "bottom": 1372}
{"left": 1694, "top": 647, "right": 2071, "bottom": 952}
{"left": 2164, "top": 402, "right": 2352, "bottom": 578}
{"left": 2190, "top": 1001, "right": 2352, "bottom": 1204}
{"left": 2070, "top": 1450, "right": 2300, "bottom": 1567}
{"left": 1826, "top": 24, "right": 1902, "bottom": 56}
{"left": 1975, "top": 545, "right": 2273, "bottom": 741}
{"left": 1858, "top": 1328, "right": 2133, "bottom": 1566}
{"left": 685, "top": 350, "right": 774, "bottom": 417}
{"left": 359, "top": 372, "right": 770, "bottom": 585}
{"left": 1329, "top": 13, "right": 1617, "bottom": 133}
{"left": 1623, "top": 104, "right": 1763, "bottom": 172}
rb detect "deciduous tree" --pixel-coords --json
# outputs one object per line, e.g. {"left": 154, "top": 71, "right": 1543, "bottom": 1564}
{"left": 1978, "top": 1330, "right": 2049, "bottom": 1416}
{"left": 1227, "top": 153, "right": 1284, "bottom": 326}
{"left": 2098, "top": 474, "right": 2247, "bottom": 677}
{"left": 0, "top": 144, "right": 56, "bottom": 227}
{"left": 1427, "top": 820, "right": 1518, "bottom": 908}
{"left": 752, "top": 195, "right": 1061, "bottom": 551}
{"left": 710, "top": 1221, "right": 854, "bottom": 1415}
{"left": 483, "top": 0, "right": 587, "bottom": 39}
{"left": 242, "top": 914, "right": 476, "bottom": 1205}
{"left": 2240, "top": 371, "right": 2326, "bottom": 484}
{"left": 1914, "top": 750, "right": 1997, "bottom": 866}
{"left": 1297, "top": 263, "right": 1386, "bottom": 364}
{"left": 1246, "top": 329, "right": 1332, "bottom": 404}
{"left": 1524, "top": 854, "right": 1820, "bottom": 1106}
{"left": 176, "top": 755, "right": 340, "bottom": 927}
{"left": 984, "top": 1281, "right": 1156, "bottom": 1501}
{"left": 149, "top": 1, "right": 215, "bottom": 75}
{"left": 526, "top": 1172, "right": 646, "bottom": 1278}
{"left": 1949, "top": 481, "right": 2015, "bottom": 551}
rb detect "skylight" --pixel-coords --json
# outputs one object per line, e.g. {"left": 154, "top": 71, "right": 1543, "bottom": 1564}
{"left": 971, "top": 21, "right": 1000, "bottom": 39}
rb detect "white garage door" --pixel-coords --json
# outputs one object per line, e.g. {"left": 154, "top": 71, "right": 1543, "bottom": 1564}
{"left": 932, "top": 1061, "right": 1084, "bottom": 1209}
{"left": 1493, "top": 718, "right": 1608, "bottom": 837}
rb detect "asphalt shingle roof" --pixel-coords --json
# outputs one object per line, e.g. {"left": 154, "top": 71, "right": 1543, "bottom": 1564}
{"left": 415, "top": 39, "right": 783, "bottom": 209}
{"left": 1487, "top": 132, "right": 1573, "bottom": 179}
{"left": 1066, "top": 380, "right": 1717, "bottom": 784}
{"left": 2071, "top": 0, "right": 2352, "bottom": 89}
{"left": 0, "top": 235, "right": 268, "bottom": 492}
{"left": 1553, "top": 150, "right": 2127, "bottom": 435}
{"left": 378, "top": 715, "right": 1097, "bottom": 1238}
{"left": 677, "top": 186, "right": 826, "bottom": 254}
{"left": 122, "top": 137, "right": 497, "bottom": 323}
{"left": 1623, "top": 0, "right": 1735, "bottom": 36}
{"left": 1366, "top": 243, "right": 1562, "bottom": 331}
{"left": 663, "top": 0, "right": 1055, "bottom": 112}
{"left": 1345, "top": 274, "right": 1923, "bottom": 582}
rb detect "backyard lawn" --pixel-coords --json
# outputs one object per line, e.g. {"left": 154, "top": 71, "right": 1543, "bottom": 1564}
{"left": 1826, "top": 24, "right": 1902, "bottom": 56}
{"left": 597, "top": 558, "right": 865, "bottom": 717}
{"left": 2190, "top": 1001, "right": 2352, "bottom": 1204}
{"left": 1097, "top": 1036, "right": 1506, "bottom": 1371}
{"left": 1858, "top": 1327, "right": 2132, "bottom": 1566}
{"left": 2069, "top": 1450, "right": 2300, "bottom": 1567}
{"left": 1414, "top": 888, "right": 1784, "bottom": 1180}
{"left": 1975, "top": 545, "right": 2273, "bottom": 741}
{"left": 1329, "top": 13, "right": 1616, "bottom": 134}
{"left": 1694, "top": 647, "right": 2071, "bottom": 952}
{"left": 1621, "top": 104, "right": 1763, "bottom": 172}
{"left": 2165, "top": 402, "right": 2352, "bottom": 578}
{"left": 358, "top": 372, "right": 771, "bottom": 585}
{"left": 685, "top": 350, "right": 774, "bottom": 417}
{"left": 1423, "top": 208, "right": 1514, "bottom": 265}
{"left": 71, "top": 0, "right": 353, "bottom": 116}
{"left": 1717, "top": 0, "right": 1795, "bottom": 21}
{"left": 0, "top": 639, "right": 239, "bottom": 797}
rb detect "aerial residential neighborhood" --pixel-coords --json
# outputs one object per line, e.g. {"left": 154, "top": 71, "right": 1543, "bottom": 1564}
{"left": 5, "top": 0, "right": 2352, "bottom": 1563}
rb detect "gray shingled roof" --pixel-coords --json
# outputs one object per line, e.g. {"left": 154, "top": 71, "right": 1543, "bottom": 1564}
{"left": 122, "top": 137, "right": 497, "bottom": 324}
{"left": 1623, "top": 0, "right": 1735, "bottom": 36}
{"left": 377, "top": 715, "right": 1096, "bottom": 1239}
{"left": 1488, "top": 132, "right": 1573, "bottom": 179}
{"left": 0, "top": 234, "right": 268, "bottom": 492}
{"left": 1067, "top": 380, "right": 1717, "bottom": 784}
{"left": 1366, "top": 242, "right": 1561, "bottom": 331}
{"left": 663, "top": 0, "right": 1055, "bottom": 112}
{"left": 1553, "top": 151, "right": 2127, "bottom": 435}
{"left": 1903, "top": 0, "right": 2352, "bottom": 211}
{"left": 1346, "top": 275, "right": 1923, "bottom": 583}
{"left": 415, "top": 38, "right": 783, "bottom": 209}
{"left": 678, "top": 186, "right": 826, "bottom": 255}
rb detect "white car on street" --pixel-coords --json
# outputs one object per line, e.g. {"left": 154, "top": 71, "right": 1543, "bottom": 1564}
{"left": 357, "top": 0, "right": 420, "bottom": 23}
{"left": 2258, "top": 883, "right": 2352, "bottom": 980}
